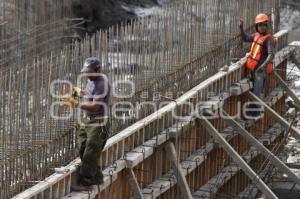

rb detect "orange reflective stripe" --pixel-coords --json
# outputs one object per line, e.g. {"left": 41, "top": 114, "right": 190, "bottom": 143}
{"left": 246, "top": 33, "right": 274, "bottom": 72}
{"left": 252, "top": 45, "right": 261, "bottom": 59}
{"left": 250, "top": 43, "right": 255, "bottom": 52}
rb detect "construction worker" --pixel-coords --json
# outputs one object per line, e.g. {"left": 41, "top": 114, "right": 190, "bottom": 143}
{"left": 61, "top": 57, "right": 110, "bottom": 188}
{"left": 240, "top": 13, "right": 275, "bottom": 117}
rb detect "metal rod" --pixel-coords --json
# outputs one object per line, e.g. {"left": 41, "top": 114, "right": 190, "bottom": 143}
{"left": 248, "top": 91, "right": 300, "bottom": 140}
{"left": 200, "top": 116, "right": 278, "bottom": 199}
{"left": 273, "top": 71, "right": 300, "bottom": 108}
{"left": 222, "top": 110, "right": 300, "bottom": 187}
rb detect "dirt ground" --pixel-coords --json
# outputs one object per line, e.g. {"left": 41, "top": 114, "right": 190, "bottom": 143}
{"left": 71, "top": 0, "right": 161, "bottom": 37}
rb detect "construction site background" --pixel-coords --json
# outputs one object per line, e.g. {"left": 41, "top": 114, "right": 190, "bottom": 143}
{"left": 1, "top": 0, "right": 300, "bottom": 198}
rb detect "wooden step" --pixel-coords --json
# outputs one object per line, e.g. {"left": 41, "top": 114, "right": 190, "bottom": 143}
{"left": 192, "top": 123, "right": 282, "bottom": 198}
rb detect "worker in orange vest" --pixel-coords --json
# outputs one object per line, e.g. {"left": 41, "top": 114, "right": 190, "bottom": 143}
{"left": 240, "top": 13, "right": 275, "bottom": 117}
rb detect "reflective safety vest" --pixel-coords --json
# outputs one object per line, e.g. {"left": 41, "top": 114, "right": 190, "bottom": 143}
{"left": 246, "top": 32, "right": 274, "bottom": 74}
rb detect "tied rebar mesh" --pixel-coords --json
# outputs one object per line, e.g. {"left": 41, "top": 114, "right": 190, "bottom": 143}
{"left": 0, "top": 0, "right": 76, "bottom": 72}
{"left": 0, "top": 0, "right": 280, "bottom": 198}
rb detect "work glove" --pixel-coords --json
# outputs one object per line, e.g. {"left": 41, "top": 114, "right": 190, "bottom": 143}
{"left": 72, "top": 86, "right": 83, "bottom": 97}
{"left": 60, "top": 95, "right": 80, "bottom": 108}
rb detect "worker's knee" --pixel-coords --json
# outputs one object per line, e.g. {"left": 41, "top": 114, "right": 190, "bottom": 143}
{"left": 84, "top": 138, "right": 103, "bottom": 159}
{"left": 76, "top": 127, "right": 87, "bottom": 143}
{"left": 83, "top": 126, "right": 107, "bottom": 157}
{"left": 87, "top": 137, "right": 102, "bottom": 148}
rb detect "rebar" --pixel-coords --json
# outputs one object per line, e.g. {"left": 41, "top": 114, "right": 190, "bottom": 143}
{"left": 0, "top": 0, "right": 280, "bottom": 198}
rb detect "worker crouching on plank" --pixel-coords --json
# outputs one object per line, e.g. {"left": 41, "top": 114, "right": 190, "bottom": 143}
{"left": 61, "top": 57, "right": 111, "bottom": 189}
{"left": 240, "top": 13, "right": 275, "bottom": 117}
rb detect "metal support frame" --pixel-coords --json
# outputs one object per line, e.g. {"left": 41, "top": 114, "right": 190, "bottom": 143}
{"left": 222, "top": 111, "right": 300, "bottom": 186}
{"left": 248, "top": 91, "right": 300, "bottom": 140}
{"left": 125, "top": 168, "right": 144, "bottom": 199}
{"left": 200, "top": 117, "right": 278, "bottom": 199}
{"left": 273, "top": 71, "right": 300, "bottom": 108}
{"left": 164, "top": 141, "right": 193, "bottom": 199}
{"left": 291, "top": 54, "right": 300, "bottom": 70}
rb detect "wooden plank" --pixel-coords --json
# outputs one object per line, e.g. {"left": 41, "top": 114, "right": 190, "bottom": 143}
{"left": 273, "top": 71, "right": 300, "bottom": 108}
{"left": 248, "top": 91, "right": 300, "bottom": 140}
{"left": 229, "top": 78, "right": 253, "bottom": 96}
{"left": 200, "top": 117, "right": 277, "bottom": 199}
{"left": 237, "top": 163, "right": 275, "bottom": 198}
{"left": 193, "top": 123, "right": 282, "bottom": 198}
{"left": 12, "top": 33, "right": 292, "bottom": 199}
{"left": 141, "top": 126, "right": 237, "bottom": 199}
{"left": 222, "top": 111, "right": 300, "bottom": 187}
{"left": 165, "top": 142, "right": 193, "bottom": 199}
{"left": 125, "top": 168, "right": 144, "bottom": 199}
{"left": 141, "top": 120, "right": 281, "bottom": 199}
{"left": 71, "top": 85, "right": 284, "bottom": 199}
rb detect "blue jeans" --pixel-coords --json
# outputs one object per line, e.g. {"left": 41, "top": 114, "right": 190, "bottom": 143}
{"left": 252, "top": 71, "right": 266, "bottom": 97}
{"left": 246, "top": 71, "right": 266, "bottom": 118}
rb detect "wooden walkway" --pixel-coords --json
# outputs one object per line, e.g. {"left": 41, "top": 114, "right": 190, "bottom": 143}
{"left": 12, "top": 30, "right": 300, "bottom": 199}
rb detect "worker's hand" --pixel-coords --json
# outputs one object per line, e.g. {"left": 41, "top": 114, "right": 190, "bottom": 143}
{"left": 60, "top": 95, "right": 80, "bottom": 108}
{"left": 72, "top": 86, "right": 83, "bottom": 97}
{"left": 239, "top": 20, "right": 244, "bottom": 29}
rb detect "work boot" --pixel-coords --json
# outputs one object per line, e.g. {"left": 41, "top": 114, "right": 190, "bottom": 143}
{"left": 71, "top": 171, "right": 93, "bottom": 191}
{"left": 70, "top": 184, "right": 93, "bottom": 192}
{"left": 94, "top": 166, "right": 104, "bottom": 185}
{"left": 77, "top": 167, "right": 94, "bottom": 186}
{"left": 79, "top": 176, "right": 96, "bottom": 186}
{"left": 77, "top": 164, "right": 104, "bottom": 186}
{"left": 78, "top": 171, "right": 103, "bottom": 186}
{"left": 79, "top": 175, "right": 103, "bottom": 186}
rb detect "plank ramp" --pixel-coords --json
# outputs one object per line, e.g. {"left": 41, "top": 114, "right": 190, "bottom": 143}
{"left": 12, "top": 31, "right": 298, "bottom": 199}
{"left": 192, "top": 123, "right": 282, "bottom": 199}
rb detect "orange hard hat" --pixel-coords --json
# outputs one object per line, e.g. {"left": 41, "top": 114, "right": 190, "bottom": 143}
{"left": 255, "top": 13, "right": 269, "bottom": 24}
